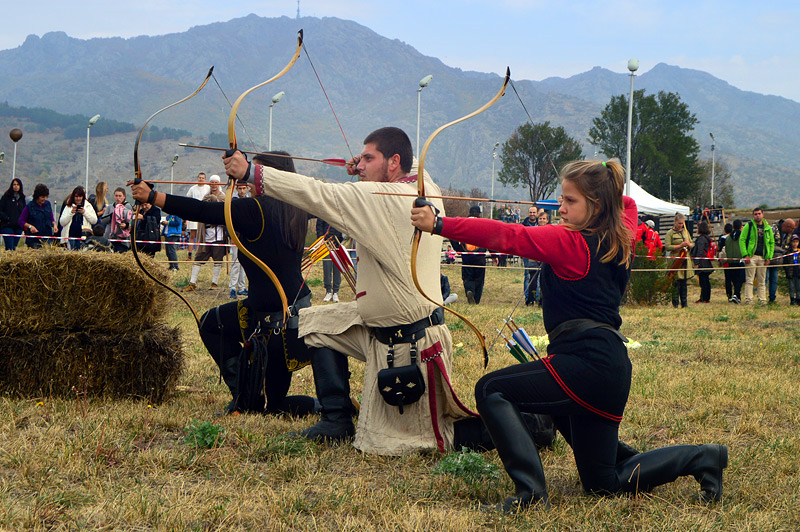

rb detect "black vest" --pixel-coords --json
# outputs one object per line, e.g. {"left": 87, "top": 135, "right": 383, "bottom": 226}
{"left": 540, "top": 232, "right": 629, "bottom": 335}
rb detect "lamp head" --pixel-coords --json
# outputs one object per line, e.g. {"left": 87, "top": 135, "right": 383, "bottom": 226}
{"left": 172, "top": 154, "right": 179, "bottom": 165}
{"left": 89, "top": 114, "right": 101, "bottom": 126}
{"left": 709, "top": 132, "right": 715, "bottom": 141}
{"left": 9, "top": 128, "right": 22, "bottom": 143}
{"left": 0, "top": 152, "right": 4, "bottom": 164}
{"left": 627, "top": 58, "right": 639, "bottom": 73}
{"left": 271, "top": 91, "right": 285, "bottom": 105}
{"left": 419, "top": 74, "right": 433, "bottom": 88}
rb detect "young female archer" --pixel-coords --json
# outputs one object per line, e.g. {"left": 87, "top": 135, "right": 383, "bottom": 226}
{"left": 411, "top": 159, "right": 728, "bottom": 511}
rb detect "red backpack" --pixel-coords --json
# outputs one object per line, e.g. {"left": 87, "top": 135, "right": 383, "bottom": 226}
{"left": 705, "top": 236, "right": 718, "bottom": 259}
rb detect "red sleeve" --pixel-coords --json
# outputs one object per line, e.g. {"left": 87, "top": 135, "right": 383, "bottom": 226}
{"left": 440, "top": 196, "right": 638, "bottom": 280}
{"left": 440, "top": 218, "right": 590, "bottom": 279}
{"left": 622, "top": 196, "right": 638, "bottom": 239}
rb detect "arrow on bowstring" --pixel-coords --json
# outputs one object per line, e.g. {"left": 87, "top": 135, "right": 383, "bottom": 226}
{"left": 178, "top": 143, "right": 350, "bottom": 167}
{"left": 372, "top": 191, "right": 559, "bottom": 207}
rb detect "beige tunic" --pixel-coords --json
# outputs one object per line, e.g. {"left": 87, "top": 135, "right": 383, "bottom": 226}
{"left": 254, "top": 163, "right": 470, "bottom": 455}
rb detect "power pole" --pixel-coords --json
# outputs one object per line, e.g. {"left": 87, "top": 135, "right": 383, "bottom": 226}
{"left": 296, "top": 0, "right": 300, "bottom": 19}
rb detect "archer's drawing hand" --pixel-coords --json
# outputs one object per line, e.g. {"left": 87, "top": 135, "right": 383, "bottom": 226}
{"left": 346, "top": 155, "right": 362, "bottom": 177}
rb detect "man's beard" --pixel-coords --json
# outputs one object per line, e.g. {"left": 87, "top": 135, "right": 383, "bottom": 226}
{"left": 378, "top": 160, "right": 390, "bottom": 182}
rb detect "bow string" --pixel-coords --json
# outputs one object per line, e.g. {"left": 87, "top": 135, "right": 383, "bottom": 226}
{"left": 412, "top": 67, "right": 511, "bottom": 368}
{"left": 131, "top": 66, "right": 215, "bottom": 330}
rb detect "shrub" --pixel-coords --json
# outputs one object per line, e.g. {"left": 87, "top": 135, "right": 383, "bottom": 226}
{"left": 625, "top": 242, "right": 674, "bottom": 305}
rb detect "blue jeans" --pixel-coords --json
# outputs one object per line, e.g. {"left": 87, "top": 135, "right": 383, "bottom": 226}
{"left": 165, "top": 235, "right": 180, "bottom": 269}
{"left": 522, "top": 258, "right": 536, "bottom": 304}
{"left": 767, "top": 263, "right": 779, "bottom": 302}
{"left": 1, "top": 227, "right": 22, "bottom": 250}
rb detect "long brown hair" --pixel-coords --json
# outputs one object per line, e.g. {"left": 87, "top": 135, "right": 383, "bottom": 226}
{"left": 559, "top": 160, "right": 632, "bottom": 265}
{"left": 67, "top": 186, "right": 86, "bottom": 207}
{"left": 252, "top": 152, "right": 310, "bottom": 252}
{"left": 95, "top": 181, "right": 108, "bottom": 210}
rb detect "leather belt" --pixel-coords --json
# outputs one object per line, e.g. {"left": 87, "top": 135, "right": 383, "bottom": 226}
{"left": 373, "top": 308, "right": 444, "bottom": 345}
{"left": 252, "top": 293, "right": 312, "bottom": 330}
{"left": 547, "top": 318, "right": 628, "bottom": 344}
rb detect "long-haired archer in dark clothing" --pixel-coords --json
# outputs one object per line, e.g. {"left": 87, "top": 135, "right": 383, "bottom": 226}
{"left": 132, "top": 152, "right": 317, "bottom": 416}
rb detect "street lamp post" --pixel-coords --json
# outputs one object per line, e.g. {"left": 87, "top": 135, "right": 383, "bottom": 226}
{"left": 268, "top": 91, "right": 285, "bottom": 151}
{"left": 85, "top": 114, "right": 100, "bottom": 191}
{"left": 709, "top": 132, "right": 716, "bottom": 207}
{"left": 169, "top": 154, "right": 179, "bottom": 195}
{"left": 669, "top": 173, "right": 673, "bottom": 203}
{"left": 490, "top": 142, "right": 499, "bottom": 218}
{"left": 416, "top": 75, "right": 433, "bottom": 156}
{"left": 9, "top": 128, "right": 22, "bottom": 182}
{"left": 625, "top": 59, "right": 639, "bottom": 196}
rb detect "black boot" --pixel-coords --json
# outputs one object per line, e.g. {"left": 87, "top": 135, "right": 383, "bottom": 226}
{"left": 477, "top": 393, "right": 549, "bottom": 512}
{"left": 221, "top": 354, "right": 242, "bottom": 414}
{"left": 615, "top": 444, "right": 728, "bottom": 502}
{"left": 616, "top": 440, "right": 639, "bottom": 462}
{"left": 454, "top": 413, "right": 555, "bottom": 452}
{"left": 298, "top": 348, "right": 355, "bottom": 442}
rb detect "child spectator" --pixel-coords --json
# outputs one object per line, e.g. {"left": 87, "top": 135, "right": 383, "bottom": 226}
{"left": 718, "top": 223, "right": 733, "bottom": 301}
{"left": 84, "top": 224, "right": 111, "bottom": 252}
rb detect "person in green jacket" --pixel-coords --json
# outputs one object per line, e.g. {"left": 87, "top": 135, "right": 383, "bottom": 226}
{"left": 739, "top": 207, "right": 774, "bottom": 304}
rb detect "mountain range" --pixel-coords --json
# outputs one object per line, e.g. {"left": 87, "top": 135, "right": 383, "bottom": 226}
{"left": 0, "top": 14, "right": 797, "bottom": 208}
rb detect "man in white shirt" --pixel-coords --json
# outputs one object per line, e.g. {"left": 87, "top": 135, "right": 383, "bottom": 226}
{"left": 185, "top": 172, "right": 209, "bottom": 259}
{"left": 183, "top": 175, "right": 226, "bottom": 291}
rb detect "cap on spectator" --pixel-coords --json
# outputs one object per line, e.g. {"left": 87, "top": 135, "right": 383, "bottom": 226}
{"left": 792, "top": 234, "right": 799, "bottom": 241}
{"left": 469, "top": 205, "right": 481, "bottom": 216}
{"left": 645, "top": 220, "right": 655, "bottom": 228}
{"left": 209, "top": 175, "right": 221, "bottom": 183}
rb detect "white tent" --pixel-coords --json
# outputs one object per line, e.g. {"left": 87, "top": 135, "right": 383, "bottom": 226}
{"left": 629, "top": 180, "right": 690, "bottom": 216}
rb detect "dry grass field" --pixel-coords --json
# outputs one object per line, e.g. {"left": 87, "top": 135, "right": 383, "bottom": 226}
{"left": 2, "top": 254, "right": 799, "bottom": 531}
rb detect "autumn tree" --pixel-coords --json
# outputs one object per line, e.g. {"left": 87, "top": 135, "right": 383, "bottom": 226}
{"left": 497, "top": 122, "right": 583, "bottom": 202}
{"left": 588, "top": 90, "right": 702, "bottom": 202}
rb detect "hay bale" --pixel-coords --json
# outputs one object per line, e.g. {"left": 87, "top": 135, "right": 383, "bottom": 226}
{"left": 0, "top": 325, "right": 184, "bottom": 403}
{"left": 0, "top": 248, "right": 168, "bottom": 336}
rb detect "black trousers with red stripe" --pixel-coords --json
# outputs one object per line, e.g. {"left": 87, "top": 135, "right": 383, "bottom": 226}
{"left": 475, "top": 360, "right": 624, "bottom": 494}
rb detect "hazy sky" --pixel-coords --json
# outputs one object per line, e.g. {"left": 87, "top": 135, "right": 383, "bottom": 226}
{"left": 4, "top": 1, "right": 799, "bottom": 102}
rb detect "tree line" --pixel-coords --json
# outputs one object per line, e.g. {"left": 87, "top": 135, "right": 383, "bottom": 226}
{"left": 497, "top": 90, "right": 734, "bottom": 208}
{"left": 0, "top": 102, "right": 190, "bottom": 141}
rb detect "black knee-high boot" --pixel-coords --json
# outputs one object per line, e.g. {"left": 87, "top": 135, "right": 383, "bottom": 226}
{"left": 298, "top": 347, "right": 355, "bottom": 442}
{"left": 615, "top": 444, "right": 728, "bottom": 502}
{"left": 454, "top": 413, "right": 556, "bottom": 452}
{"left": 221, "top": 354, "right": 241, "bottom": 413}
{"left": 478, "top": 393, "right": 549, "bottom": 511}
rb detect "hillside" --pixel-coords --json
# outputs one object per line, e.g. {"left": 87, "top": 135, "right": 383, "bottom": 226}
{"left": 0, "top": 15, "right": 798, "bottom": 207}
